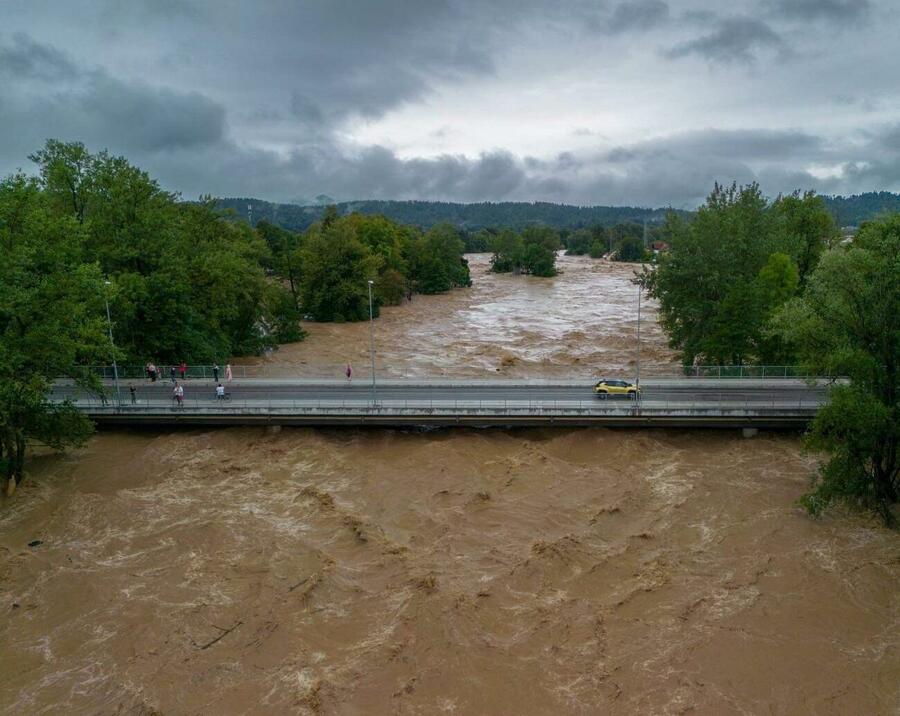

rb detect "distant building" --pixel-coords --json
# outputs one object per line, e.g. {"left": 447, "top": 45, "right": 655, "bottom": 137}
{"left": 651, "top": 240, "right": 670, "bottom": 253}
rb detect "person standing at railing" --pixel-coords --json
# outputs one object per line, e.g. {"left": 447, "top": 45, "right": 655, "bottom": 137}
{"left": 179, "top": 361, "right": 187, "bottom": 381}
{"left": 346, "top": 363, "right": 352, "bottom": 381}
{"left": 213, "top": 363, "right": 220, "bottom": 382}
{"left": 170, "top": 365, "right": 176, "bottom": 383}
{"left": 225, "top": 363, "right": 233, "bottom": 382}
{"left": 129, "top": 384, "right": 136, "bottom": 404}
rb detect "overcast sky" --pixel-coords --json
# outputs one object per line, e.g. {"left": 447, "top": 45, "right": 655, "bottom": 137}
{"left": 1, "top": 0, "right": 898, "bottom": 207}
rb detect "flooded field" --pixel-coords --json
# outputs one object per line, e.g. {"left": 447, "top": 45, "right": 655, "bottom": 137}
{"left": 1, "top": 254, "right": 899, "bottom": 714}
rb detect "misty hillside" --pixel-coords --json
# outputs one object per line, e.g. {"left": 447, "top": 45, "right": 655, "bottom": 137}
{"left": 218, "top": 192, "right": 900, "bottom": 232}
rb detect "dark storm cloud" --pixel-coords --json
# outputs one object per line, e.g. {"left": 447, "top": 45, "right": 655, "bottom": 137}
{"left": 608, "top": 0, "right": 670, "bottom": 33}
{"left": 137, "top": 142, "right": 527, "bottom": 205}
{"left": 604, "top": 128, "right": 823, "bottom": 161}
{"left": 80, "top": 75, "right": 225, "bottom": 151}
{"left": 879, "top": 125, "right": 900, "bottom": 152}
{"left": 665, "top": 16, "right": 786, "bottom": 63}
{"left": 764, "top": 0, "right": 871, "bottom": 23}
{"left": 111, "top": 119, "right": 895, "bottom": 209}
{"left": 0, "top": 32, "right": 77, "bottom": 80}
{"left": 0, "top": 34, "right": 225, "bottom": 158}
{"left": 0, "top": 1, "right": 898, "bottom": 206}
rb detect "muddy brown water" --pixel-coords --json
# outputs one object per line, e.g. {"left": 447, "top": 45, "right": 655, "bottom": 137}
{"left": 239, "top": 253, "right": 678, "bottom": 378}
{"left": 2, "top": 255, "right": 899, "bottom": 715}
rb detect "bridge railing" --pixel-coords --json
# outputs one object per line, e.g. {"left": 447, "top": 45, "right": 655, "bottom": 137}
{"left": 54, "top": 395, "right": 824, "bottom": 415}
{"left": 71, "top": 364, "right": 830, "bottom": 381}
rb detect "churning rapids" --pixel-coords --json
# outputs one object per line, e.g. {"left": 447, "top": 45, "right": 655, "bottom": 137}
{"left": 1, "top": 255, "right": 898, "bottom": 715}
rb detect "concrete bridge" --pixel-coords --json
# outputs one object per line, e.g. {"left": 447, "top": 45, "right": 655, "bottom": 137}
{"left": 51, "top": 378, "right": 829, "bottom": 429}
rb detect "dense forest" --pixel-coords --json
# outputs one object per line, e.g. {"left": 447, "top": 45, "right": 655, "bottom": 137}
{"left": 218, "top": 198, "right": 680, "bottom": 232}
{"left": 218, "top": 192, "right": 900, "bottom": 234}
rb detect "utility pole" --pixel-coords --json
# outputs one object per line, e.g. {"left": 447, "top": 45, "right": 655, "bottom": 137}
{"left": 367, "top": 280, "right": 377, "bottom": 405}
{"left": 103, "top": 280, "right": 121, "bottom": 406}
{"left": 247, "top": 203, "right": 253, "bottom": 227}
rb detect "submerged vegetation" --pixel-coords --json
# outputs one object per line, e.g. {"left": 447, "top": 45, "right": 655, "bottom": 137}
{"left": 488, "top": 226, "right": 561, "bottom": 277}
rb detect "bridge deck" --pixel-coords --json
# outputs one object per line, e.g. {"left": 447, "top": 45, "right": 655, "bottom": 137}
{"left": 53, "top": 378, "right": 828, "bottom": 428}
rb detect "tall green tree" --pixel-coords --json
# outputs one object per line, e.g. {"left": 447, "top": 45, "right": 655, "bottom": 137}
{"left": 344, "top": 213, "right": 410, "bottom": 304}
{"left": 644, "top": 182, "right": 800, "bottom": 365}
{"left": 565, "top": 229, "right": 593, "bottom": 255}
{"left": 521, "top": 226, "right": 560, "bottom": 277}
{"left": 773, "top": 215, "right": 900, "bottom": 524}
{"left": 27, "top": 140, "right": 300, "bottom": 363}
{"left": 613, "top": 236, "right": 647, "bottom": 263}
{"left": 300, "top": 222, "right": 382, "bottom": 321}
{"left": 256, "top": 220, "right": 303, "bottom": 309}
{"left": 489, "top": 229, "right": 525, "bottom": 273}
{"left": 0, "top": 174, "right": 109, "bottom": 494}
{"left": 770, "top": 191, "right": 839, "bottom": 287}
{"left": 410, "top": 223, "right": 470, "bottom": 294}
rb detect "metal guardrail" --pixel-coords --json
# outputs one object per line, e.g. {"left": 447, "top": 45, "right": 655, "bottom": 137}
{"left": 58, "top": 396, "right": 824, "bottom": 414}
{"left": 74, "top": 364, "right": 831, "bottom": 381}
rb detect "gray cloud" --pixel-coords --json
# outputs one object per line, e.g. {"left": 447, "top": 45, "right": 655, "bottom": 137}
{"left": 0, "top": 32, "right": 77, "bottom": 80}
{"left": 764, "top": 0, "right": 871, "bottom": 23}
{"left": 605, "top": 128, "right": 823, "bottom": 161}
{"left": 0, "top": 1, "right": 898, "bottom": 207}
{"left": 870, "top": 123, "right": 900, "bottom": 153}
{"left": 665, "top": 16, "right": 786, "bottom": 63}
{"left": 609, "top": 0, "right": 670, "bottom": 33}
{"left": 0, "top": 34, "right": 225, "bottom": 158}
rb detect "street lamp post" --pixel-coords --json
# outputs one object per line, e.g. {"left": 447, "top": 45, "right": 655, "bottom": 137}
{"left": 367, "top": 280, "right": 377, "bottom": 405}
{"left": 635, "top": 281, "right": 642, "bottom": 389}
{"left": 103, "top": 280, "right": 121, "bottom": 406}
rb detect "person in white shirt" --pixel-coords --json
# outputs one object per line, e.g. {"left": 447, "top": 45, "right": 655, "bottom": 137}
{"left": 216, "top": 384, "right": 225, "bottom": 400}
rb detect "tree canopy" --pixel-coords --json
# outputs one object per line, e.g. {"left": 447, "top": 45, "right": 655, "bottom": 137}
{"left": 644, "top": 183, "right": 836, "bottom": 366}
{"left": 27, "top": 141, "right": 302, "bottom": 363}
{"left": 489, "top": 226, "right": 560, "bottom": 276}
{"left": 773, "top": 215, "right": 900, "bottom": 524}
{"left": 0, "top": 172, "right": 109, "bottom": 493}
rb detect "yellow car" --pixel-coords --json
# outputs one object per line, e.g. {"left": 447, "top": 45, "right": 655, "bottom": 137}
{"left": 594, "top": 379, "right": 640, "bottom": 398}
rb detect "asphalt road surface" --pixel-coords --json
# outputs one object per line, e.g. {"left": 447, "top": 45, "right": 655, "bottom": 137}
{"left": 51, "top": 378, "right": 830, "bottom": 406}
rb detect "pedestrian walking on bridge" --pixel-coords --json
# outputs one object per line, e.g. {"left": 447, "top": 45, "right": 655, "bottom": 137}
{"left": 225, "top": 363, "right": 233, "bottom": 382}
{"left": 213, "top": 363, "right": 220, "bottom": 382}
{"left": 129, "top": 384, "right": 136, "bottom": 404}
{"left": 346, "top": 363, "right": 352, "bottom": 381}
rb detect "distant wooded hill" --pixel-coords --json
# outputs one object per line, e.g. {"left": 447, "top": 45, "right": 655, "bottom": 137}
{"left": 217, "top": 192, "right": 900, "bottom": 232}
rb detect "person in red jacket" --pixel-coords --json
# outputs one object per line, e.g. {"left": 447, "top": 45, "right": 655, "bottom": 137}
{"left": 179, "top": 361, "right": 187, "bottom": 380}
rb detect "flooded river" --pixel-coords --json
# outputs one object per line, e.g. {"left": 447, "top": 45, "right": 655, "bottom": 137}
{"left": 242, "top": 253, "right": 678, "bottom": 378}
{"left": 1, "top": 255, "right": 898, "bottom": 714}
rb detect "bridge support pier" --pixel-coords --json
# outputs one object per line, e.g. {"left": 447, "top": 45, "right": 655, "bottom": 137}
{"left": 742, "top": 427, "right": 758, "bottom": 439}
